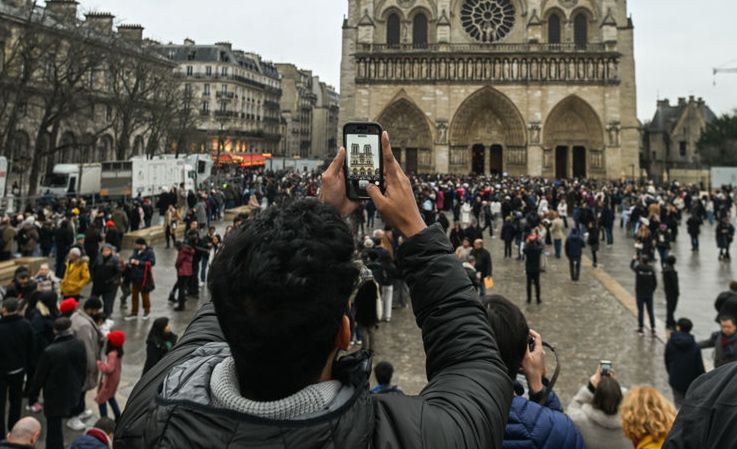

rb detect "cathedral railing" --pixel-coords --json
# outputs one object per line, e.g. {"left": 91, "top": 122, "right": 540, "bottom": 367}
{"left": 359, "top": 42, "right": 610, "bottom": 54}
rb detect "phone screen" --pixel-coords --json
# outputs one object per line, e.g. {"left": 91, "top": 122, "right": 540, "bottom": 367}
{"left": 345, "top": 132, "right": 381, "bottom": 198}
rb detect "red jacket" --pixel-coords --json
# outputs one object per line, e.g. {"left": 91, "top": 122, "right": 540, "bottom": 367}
{"left": 95, "top": 350, "right": 122, "bottom": 405}
{"left": 175, "top": 245, "right": 195, "bottom": 277}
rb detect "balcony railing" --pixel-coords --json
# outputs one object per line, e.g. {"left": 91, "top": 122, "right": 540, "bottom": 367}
{"left": 214, "top": 110, "right": 238, "bottom": 118}
{"left": 200, "top": 110, "right": 210, "bottom": 116}
{"left": 357, "top": 42, "right": 610, "bottom": 54}
{"left": 216, "top": 91, "right": 235, "bottom": 99}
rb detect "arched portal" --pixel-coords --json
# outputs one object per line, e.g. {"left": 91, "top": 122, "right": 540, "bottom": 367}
{"left": 376, "top": 98, "right": 434, "bottom": 174}
{"left": 97, "top": 134, "right": 113, "bottom": 161}
{"left": 59, "top": 131, "right": 77, "bottom": 164}
{"left": 133, "top": 135, "right": 145, "bottom": 157}
{"left": 449, "top": 87, "right": 527, "bottom": 175}
{"left": 543, "top": 95, "right": 604, "bottom": 179}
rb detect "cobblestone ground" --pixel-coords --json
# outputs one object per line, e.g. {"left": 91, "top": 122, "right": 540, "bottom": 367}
{"left": 373, "top": 223, "right": 671, "bottom": 403}
{"left": 26, "top": 215, "right": 682, "bottom": 447}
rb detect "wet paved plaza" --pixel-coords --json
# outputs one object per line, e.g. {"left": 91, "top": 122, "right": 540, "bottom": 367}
{"left": 27, "top": 211, "right": 732, "bottom": 446}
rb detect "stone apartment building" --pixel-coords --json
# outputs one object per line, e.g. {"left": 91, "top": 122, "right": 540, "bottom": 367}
{"left": 0, "top": 0, "right": 174, "bottom": 194}
{"left": 311, "top": 77, "right": 340, "bottom": 159}
{"left": 339, "top": 0, "right": 640, "bottom": 178}
{"left": 642, "top": 96, "right": 716, "bottom": 181}
{"left": 160, "top": 40, "right": 283, "bottom": 155}
{"left": 276, "top": 63, "right": 318, "bottom": 158}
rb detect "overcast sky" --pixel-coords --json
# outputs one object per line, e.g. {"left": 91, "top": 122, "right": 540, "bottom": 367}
{"left": 80, "top": 0, "right": 737, "bottom": 122}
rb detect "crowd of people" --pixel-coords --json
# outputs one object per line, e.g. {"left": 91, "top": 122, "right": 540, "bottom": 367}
{"left": 1, "top": 141, "right": 737, "bottom": 449}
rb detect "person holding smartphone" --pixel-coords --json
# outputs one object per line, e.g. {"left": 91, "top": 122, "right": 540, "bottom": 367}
{"left": 114, "top": 131, "right": 513, "bottom": 449}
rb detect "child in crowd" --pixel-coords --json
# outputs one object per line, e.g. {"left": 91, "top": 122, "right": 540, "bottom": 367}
{"left": 371, "top": 361, "right": 403, "bottom": 395}
{"left": 96, "top": 330, "right": 125, "bottom": 420}
{"left": 69, "top": 417, "right": 115, "bottom": 449}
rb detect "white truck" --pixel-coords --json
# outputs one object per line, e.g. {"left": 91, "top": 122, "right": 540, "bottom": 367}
{"left": 100, "top": 157, "right": 196, "bottom": 199}
{"left": 40, "top": 163, "right": 102, "bottom": 197}
{"left": 160, "top": 154, "right": 214, "bottom": 187}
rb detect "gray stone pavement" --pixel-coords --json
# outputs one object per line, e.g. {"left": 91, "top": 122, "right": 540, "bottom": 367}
{"left": 593, "top": 217, "right": 730, "bottom": 360}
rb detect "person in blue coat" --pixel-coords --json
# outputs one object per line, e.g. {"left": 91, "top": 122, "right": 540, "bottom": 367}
{"left": 664, "top": 318, "right": 705, "bottom": 408}
{"left": 483, "top": 295, "right": 585, "bottom": 449}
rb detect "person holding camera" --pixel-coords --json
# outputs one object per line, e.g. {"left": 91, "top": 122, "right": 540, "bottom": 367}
{"left": 567, "top": 366, "right": 631, "bottom": 449}
{"left": 483, "top": 295, "right": 584, "bottom": 449}
{"left": 114, "top": 131, "right": 513, "bottom": 449}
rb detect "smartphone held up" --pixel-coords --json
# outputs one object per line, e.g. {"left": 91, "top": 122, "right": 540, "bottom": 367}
{"left": 343, "top": 122, "right": 384, "bottom": 200}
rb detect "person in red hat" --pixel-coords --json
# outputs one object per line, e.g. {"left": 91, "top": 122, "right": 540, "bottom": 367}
{"left": 59, "top": 298, "right": 78, "bottom": 318}
{"left": 95, "top": 330, "right": 125, "bottom": 420}
{"left": 103, "top": 220, "right": 122, "bottom": 253}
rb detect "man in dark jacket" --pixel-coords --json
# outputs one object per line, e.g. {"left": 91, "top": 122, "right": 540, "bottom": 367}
{"left": 664, "top": 361, "right": 737, "bottom": 448}
{"left": 28, "top": 317, "right": 86, "bottom": 449}
{"left": 686, "top": 212, "right": 702, "bottom": 251}
{"left": 114, "top": 134, "right": 513, "bottom": 449}
{"left": 483, "top": 296, "right": 584, "bottom": 449}
{"left": 523, "top": 234, "right": 544, "bottom": 304}
{"left": 699, "top": 315, "right": 737, "bottom": 368}
{"left": 564, "top": 228, "right": 585, "bottom": 281}
{"left": 0, "top": 298, "right": 34, "bottom": 437}
{"left": 91, "top": 244, "right": 120, "bottom": 318}
{"left": 662, "top": 255, "right": 680, "bottom": 330}
{"left": 471, "top": 239, "right": 492, "bottom": 296}
{"left": 630, "top": 255, "right": 658, "bottom": 336}
{"left": 125, "top": 238, "right": 156, "bottom": 321}
{"left": 665, "top": 318, "right": 705, "bottom": 408}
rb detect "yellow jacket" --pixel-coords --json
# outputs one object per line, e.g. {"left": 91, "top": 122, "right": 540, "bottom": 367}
{"left": 636, "top": 435, "right": 666, "bottom": 449}
{"left": 61, "top": 259, "right": 91, "bottom": 296}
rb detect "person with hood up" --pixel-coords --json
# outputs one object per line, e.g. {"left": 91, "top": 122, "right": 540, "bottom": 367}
{"left": 141, "top": 318, "right": 178, "bottom": 375}
{"left": 567, "top": 366, "right": 631, "bottom": 449}
{"left": 60, "top": 248, "right": 90, "bottom": 300}
{"left": 664, "top": 318, "right": 705, "bottom": 408}
{"left": 95, "top": 331, "right": 125, "bottom": 420}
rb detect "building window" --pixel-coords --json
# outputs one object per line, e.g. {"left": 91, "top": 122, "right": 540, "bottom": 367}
{"left": 548, "top": 13, "right": 561, "bottom": 44}
{"left": 221, "top": 84, "right": 227, "bottom": 93}
{"left": 413, "top": 13, "right": 428, "bottom": 48}
{"left": 206, "top": 66, "right": 212, "bottom": 76}
{"left": 203, "top": 84, "right": 210, "bottom": 96}
{"left": 221, "top": 66, "right": 228, "bottom": 76}
{"left": 461, "top": 0, "right": 516, "bottom": 43}
{"left": 680, "top": 141, "right": 687, "bottom": 157}
{"left": 186, "top": 66, "right": 193, "bottom": 76}
{"left": 219, "top": 102, "right": 226, "bottom": 112}
{"left": 652, "top": 151, "right": 656, "bottom": 161}
{"left": 202, "top": 101, "right": 209, "bottom": 112}
{"left": 574, "top": 13, "right": 588, "bottom": 48}
{"left": 387, "top": 13, "right": 401, "bottom": 47}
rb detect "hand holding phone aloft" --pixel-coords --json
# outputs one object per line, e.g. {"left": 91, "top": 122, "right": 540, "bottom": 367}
{"left": 365, "top": 132, "right": 426, "bottom": 239}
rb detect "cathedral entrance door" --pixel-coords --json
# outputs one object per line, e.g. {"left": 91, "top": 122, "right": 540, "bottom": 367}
{"left": 572, "top": 146, "right": 587, "bottom": 178}
{"left": 405, "top": 148, "right": 418, "bottom": 174}
{"left": 555, "top": 146, "right": 568, "bottom": 179}
{"left": 472, "top": 144, "right": 485, "bottom": 174}
{"left": 489, "top": 145, "right": 503, "bottom": 174}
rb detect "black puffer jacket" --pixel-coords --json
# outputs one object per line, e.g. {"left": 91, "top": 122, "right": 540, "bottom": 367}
{"left": 664, "top": 362, "right": 737, "bottom": 448}
{"left": 115, "top": 224, "right": 513, "bottom": 449}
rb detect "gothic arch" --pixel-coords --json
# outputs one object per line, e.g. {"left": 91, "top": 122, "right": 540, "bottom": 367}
{"left": 449, "top": 86, "right": 526, "bottom": 147}
{"left": 59, "top": 131, "right": 77, "bottom": 164}
{"left": 133, "top": 135, "right": 145, "bottom": 156}
{"left": 97, "top": 134, "right": 114, "bottom": 161}
{"left": 376, "top": 97, "right": 434, "bottom": 172}
{"left": 544, "top": 95, "right": 604, "bottom": 149}
{"left": 540, "top": 0, "right": 600, "bottom": 20}
{"left": 9, "top": 130, "right": 30, "bottom": 164}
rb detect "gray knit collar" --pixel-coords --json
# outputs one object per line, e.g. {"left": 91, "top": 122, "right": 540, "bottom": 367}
{"left": 210, "top": 357, "right": 342, "bottom": 420}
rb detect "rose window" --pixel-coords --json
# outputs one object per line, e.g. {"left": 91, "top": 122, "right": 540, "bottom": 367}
{"left": 461, "top": 0, "right": 516, "bottom": 43}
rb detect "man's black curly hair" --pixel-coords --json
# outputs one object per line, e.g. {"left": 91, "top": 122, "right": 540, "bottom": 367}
{"left": 208, "top": 199, "right": 358, "bottom": 401}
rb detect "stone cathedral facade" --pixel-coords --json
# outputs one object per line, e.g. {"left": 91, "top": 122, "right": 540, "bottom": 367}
{"left": 339, "top": 0, "right": 640, "bottom": 178}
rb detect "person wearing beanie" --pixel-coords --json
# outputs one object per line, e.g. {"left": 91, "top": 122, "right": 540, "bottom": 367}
{"left": 60, "top": 248, "right": 90, "bottom": 299}
{"left": 104, "top": 221, "right": 122, "bottom": 253}
{"left": 95, "top": 331, "right": 125, "bottom": 420}
{"left": 59, "top": 298, "right": 78, "bottom": 317}
{"left": 28, "top": 317, "right": 86, "bottom": 449}
{"left": 69, "top": 298, "right": 104, "bottom": 431}
{"left": 125, "top": 238, "right": 155, "bottom": 321}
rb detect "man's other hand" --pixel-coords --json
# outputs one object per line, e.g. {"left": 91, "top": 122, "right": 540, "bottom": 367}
{"left": 367, "top": 131, "right": 426, "bottom": 238}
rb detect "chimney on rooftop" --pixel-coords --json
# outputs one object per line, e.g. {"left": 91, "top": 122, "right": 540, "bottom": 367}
{"left": 184, "top": 38, "right": 195, "bottom": 46}
{"left": 657, "top": 99, "right": 670, "bottom": 108}
{"left": 677, "top": 97, "right": 686, "bottom": 106}
{"left": 45, "top": 0, "right": 78, "bottom": 20}
{"left": 216, "top": 41, "right": 233, "bottom": 51}
{"left": 118, "top": 24, "right": 144, "bottom": 42}
{"left": 84, "top": 12, "right": 115, "bottom": 35}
